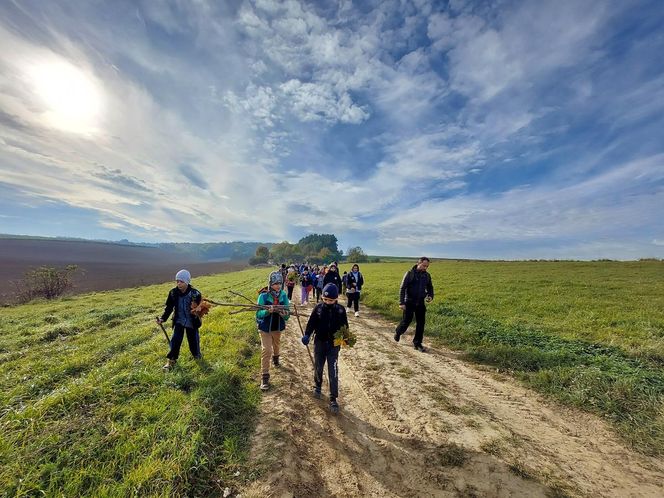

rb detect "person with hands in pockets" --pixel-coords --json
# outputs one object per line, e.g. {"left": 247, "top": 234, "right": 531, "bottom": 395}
{"left": 256, "top": 271, "right": 290, "bottom": 391}
{"left": 301, "top": 283, "right": 349, "bottom": 414}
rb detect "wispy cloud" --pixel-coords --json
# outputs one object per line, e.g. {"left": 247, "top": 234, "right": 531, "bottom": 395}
{"left": 0, "top": 0, "right": 662, "bottom": 259}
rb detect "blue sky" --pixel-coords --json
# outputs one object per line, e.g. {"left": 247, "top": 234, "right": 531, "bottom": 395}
{"left": 0, "top": 0, "right": 663, "bottom": 260}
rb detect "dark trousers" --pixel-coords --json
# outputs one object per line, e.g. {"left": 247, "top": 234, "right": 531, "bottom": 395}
{"left": 346, "top": 291, "right": 360, "bottom": 311}
{"left": 287, "top": 285, "right": 294, "bottom": 299}
{"left": 313, "top": 341, "right": 340, "bottom": 399}
{"left": 167, "top": 323, "right": 201, "bottom": 360}
{"left": 395, "top": 302, "right": 426, "bottom": 346}
{"left": 315, "top": 287, "right": 322, "bottom": 302}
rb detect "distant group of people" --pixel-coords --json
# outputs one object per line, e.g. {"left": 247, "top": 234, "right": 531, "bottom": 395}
{"left": 156, "top": 257, "right": 434, "bottom": 414}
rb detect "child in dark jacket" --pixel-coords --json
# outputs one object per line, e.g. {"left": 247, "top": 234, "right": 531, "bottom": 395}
{"left": 301, "top": 283, "right": 349, "bottom": 414}
{"left": 157, "top": 269, "right": 203, "bottom": 370}
{"left": 256, "top": 271, "right": 290, "bottom": 390}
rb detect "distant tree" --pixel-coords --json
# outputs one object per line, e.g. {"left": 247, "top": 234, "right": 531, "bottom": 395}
{"left": 250, "top": 245, "right": 270, "bottom": 265}
{"left": 14, "top": 265, "right": 79, "bottom": 303}
{"left": 297, "top": 234, "right": 341, "bottom": 261}
{"left": 271, "top": 241, "right": 300, "bottom": 262}
{"left": 346, "top": 246, "right": 368, "bottom": 263}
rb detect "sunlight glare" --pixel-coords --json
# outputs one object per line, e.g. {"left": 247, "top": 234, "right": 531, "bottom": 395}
{"left": 30, "top": 60, "right": 103, "bottom": 134}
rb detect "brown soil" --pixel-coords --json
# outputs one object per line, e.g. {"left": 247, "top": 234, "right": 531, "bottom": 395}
{"left": 239, "top": 300, "right": 664, "bottom": 497}
{"left": 0, "top": 238, "right": 246, "bottom": 303}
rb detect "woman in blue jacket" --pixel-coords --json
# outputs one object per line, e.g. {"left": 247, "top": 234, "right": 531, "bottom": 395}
{"left": 256, "top": 271, "right": 290, "bottom": 391}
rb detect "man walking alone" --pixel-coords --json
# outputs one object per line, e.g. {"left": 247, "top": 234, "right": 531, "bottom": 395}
{"left": 394, "top": 257, "right": 434, "bottom": 352}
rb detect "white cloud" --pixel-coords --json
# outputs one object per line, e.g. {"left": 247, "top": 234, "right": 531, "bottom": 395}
{"left": 376, "top": 154, "right": 664, "bottom": 246}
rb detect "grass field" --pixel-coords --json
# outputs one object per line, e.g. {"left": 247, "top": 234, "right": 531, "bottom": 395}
{"left": 357, "top": 260, "right": 664, "bottom": 455}
{"left": 0, "top": 268, "right": 269, "bottom": 497}
{"left": 2, "top": 261, "right": 663, "bottom": 496}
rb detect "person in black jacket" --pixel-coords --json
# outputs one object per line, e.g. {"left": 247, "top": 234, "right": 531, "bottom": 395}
{"left": 157, "top": 269, "right": 203, "bottom": 370}
{"left": 394, "top": 257, "right": 434, "bottom": 352}
{"left": 301, "top": 283, "right": 349, "bottom": 414}
{"left": 322, "top": 263, "right": 343, "bottom": 295}
{"left": 345, "top": 264, "right": 365, "bottom": 317}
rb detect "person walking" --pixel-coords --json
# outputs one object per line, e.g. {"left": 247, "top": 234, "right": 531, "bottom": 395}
{"left": 285, "top": 265, "right": 298, "bottom": 300}
{"left": 323, "top": 263, "right": 343, "bottom": 295}
{"left": 300, "top": 269, "right": 314, "bottom": 305}
{"left": 315, "top": 269, "right": 325, "bottom": 302}
{"left": 256, "top": 271, "right": 290, "bottom": 391}
{"left": 394, "top": 257, "right": 434, "bottom": 352}
{"left": 345, "top": 263, "right": 365, "bottom": 317}
{"left": 157, "top": 269, "right": 203, "bottom": 370}
{"left": 301, "top": 283, "right": 349, "bottom": 414}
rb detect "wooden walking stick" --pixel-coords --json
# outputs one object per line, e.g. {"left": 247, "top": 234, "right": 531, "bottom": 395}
{"left": 293, "top": 302, "right": 322, "bottom": 386}
{"left": 155, "top": 317, "right": 171, "bottom": 344}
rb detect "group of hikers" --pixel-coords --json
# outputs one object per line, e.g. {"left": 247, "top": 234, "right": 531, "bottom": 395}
{"left": 156, "top": 257, "right": 434, "bottom": 414}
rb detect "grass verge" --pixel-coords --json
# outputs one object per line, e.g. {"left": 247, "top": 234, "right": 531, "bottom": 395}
{"left": 0, "top": 268, "right": 268, "bottom": 496}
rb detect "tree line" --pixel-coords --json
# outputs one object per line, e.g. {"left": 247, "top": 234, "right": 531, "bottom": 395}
{"left": 250, "top": 234, "right": 374, "bottom": 265}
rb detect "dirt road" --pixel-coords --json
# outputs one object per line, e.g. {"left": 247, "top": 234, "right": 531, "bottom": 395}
{"left": 239, "top": 303, "right": 664, "bottom": 497}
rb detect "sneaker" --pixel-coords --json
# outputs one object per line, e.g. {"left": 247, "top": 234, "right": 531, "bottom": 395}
{"left": 260, "top": 374, "right": 270, "bottom": 391}
{"left": 329, "top": 400, "right": 339, "bottom": 414}
{"left": 354, "top": 311, "right": 359, "bottom": 317}
{"left": 272, "top": 355, "right": 280, "bottom": 367}
{"left": 394, "top": 331, "right": 401, "bottom": 342}
{"left": 162, "top": 359, "right": 176, "bottom": 371}
{"left": 414, "top": 344, "right": 427, "bottom": 352}
{"left": 313, "top": 388, "right": 322, "bottom": 399}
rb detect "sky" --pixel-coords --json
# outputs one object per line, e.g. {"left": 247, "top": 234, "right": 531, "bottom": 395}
{"left": 0, "top": 0, "right": 663, "bottom": 260}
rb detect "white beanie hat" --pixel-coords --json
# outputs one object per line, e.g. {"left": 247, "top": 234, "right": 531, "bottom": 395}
{"left": 175, "top": 269, "right": 191, "bottom": 284}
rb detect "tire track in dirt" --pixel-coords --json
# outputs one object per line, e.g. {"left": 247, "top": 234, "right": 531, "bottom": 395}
{"left": 240, "top": 301, "right": 664, "bottom": 497}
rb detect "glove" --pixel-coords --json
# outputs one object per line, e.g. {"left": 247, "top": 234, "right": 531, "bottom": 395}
{"left": 301, "top": 335, "right": 310, "bottom": 346}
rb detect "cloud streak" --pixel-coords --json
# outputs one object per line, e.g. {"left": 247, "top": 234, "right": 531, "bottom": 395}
{"left": 0, "top": 0, "right": 662, "bottom": 259}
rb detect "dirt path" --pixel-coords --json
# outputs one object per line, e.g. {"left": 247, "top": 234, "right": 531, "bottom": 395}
{"left": 239, "top": 302, "right": 664, "bottom": 497}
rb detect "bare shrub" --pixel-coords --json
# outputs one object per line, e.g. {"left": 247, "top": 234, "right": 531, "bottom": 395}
{"left": 14, "top": 265, "right": 79, "bottom": 303}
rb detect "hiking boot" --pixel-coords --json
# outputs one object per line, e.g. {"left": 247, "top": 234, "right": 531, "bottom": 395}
{"left": 162, "top": 359, "right": 176, "bottom": 371}
{"left": 313, "top": 388, "right": 322, "bottom": 399}
{"left": 260, "top": 374, "right": 270, "bottom": 391}
{"left": 414, "top": 344, "right": 427, "bottom": 352}
{"left": 272, "top": 355, "right": 280, "bottom": 367}
{"left": 354, "top": 311, "right": 359, "bottom": 317}
{"left": 329, "top": 399, "right": 339, "bottom": 414}
{"left": 394, "top": 330, "right": 401, "bottom": 342}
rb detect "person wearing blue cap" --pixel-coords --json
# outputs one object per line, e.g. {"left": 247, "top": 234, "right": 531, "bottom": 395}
{"left": 301, "top": 283, "right": 349, "bottom": 414}
{"left": 157, "top": 269, "right": 203, "bottom": 370}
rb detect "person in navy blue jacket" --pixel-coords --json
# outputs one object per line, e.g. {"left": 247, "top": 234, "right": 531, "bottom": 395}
{"left": 345, "top": 263, "right": 365, "bottom": 317}
{"left": 157, "top": 269, "right": 203, "bottom": 370}
{"left": 301, "top": 283, "right": 348, "bottom": 414}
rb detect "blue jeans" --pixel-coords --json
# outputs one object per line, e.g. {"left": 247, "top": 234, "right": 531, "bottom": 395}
{"left": 167, "top": 323, "right": 201, "bottom": 360}
{"left": 313, "top": 341, "right": 340, "bottom": 399}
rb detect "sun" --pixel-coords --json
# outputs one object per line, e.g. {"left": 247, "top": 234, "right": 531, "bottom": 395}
{"left": 29, "top": 60, "right": 104, "bottom": 135}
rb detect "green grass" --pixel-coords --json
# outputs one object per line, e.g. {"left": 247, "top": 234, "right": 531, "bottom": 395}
{"left": 357, "top": 260, "right": 664, "bottom": 454}
{"left": 0, "top": 268, "right": 269, "bottom": 497}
